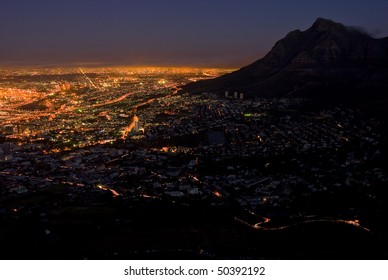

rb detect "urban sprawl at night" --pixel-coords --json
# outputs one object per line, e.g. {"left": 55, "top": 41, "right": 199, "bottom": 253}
{"left": 1, "top": 67, "right": 387, "bottom": 259}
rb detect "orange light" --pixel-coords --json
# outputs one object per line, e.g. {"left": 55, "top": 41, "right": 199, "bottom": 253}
{"left": 213, "top": 191, "right": 222, "bottom": 198}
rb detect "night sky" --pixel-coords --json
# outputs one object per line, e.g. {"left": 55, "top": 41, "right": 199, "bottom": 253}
{"left": 1, "top": 0, "right": 387, "bottom": 67}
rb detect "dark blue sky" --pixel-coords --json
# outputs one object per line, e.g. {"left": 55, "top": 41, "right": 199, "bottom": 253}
{"left": 1, "top": 0, "right": 387, "bottom": 67}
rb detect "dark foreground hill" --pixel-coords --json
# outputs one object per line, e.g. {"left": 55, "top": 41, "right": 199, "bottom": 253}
{"left": 182, "top": 18, "right": 388, "bottom": 105}
{"left": 0, "top": 197, "right": 383, "bottom": 259}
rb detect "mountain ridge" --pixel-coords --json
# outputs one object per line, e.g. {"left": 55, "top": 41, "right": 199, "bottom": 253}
{"left": 181, "top": 18, "right": 388, "bottom": 100}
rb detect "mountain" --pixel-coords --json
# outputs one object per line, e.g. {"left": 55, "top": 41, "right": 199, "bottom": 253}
{"left": 181, "top": 18, "right": 388, "bottom": 102}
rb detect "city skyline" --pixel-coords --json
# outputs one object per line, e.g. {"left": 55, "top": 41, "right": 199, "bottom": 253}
{"left": 1, "top": 0, "right": 388, "bottom": 67}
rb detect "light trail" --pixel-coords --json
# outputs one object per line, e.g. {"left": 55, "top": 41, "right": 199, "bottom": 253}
{"left": 121, "top": 115, "right": 138, "bottom": 139}
{"left": 86, "top": 91, "right": 136, "bottom": 108}
{"left": 79, "top": 68, "right": 97, "bottom": 88}
{"left": 96, "top": 184, "right": 121, "bottom": 197}
{"left": 252, "top": 218, "right": 371, "bottom": 232}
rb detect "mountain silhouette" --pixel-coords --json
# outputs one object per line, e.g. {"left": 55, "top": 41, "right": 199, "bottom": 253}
{"left": 182, "top": 18, "right": 388, "bottom": 102}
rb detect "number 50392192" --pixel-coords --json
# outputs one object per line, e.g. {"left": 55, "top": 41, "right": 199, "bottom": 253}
{"left": 217, "top": 267, "right": 265, "bottom": 276}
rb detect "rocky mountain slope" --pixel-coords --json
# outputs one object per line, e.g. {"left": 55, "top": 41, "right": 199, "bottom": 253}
{"left": 182, "top": 18, "right": 388, "bottom": 102}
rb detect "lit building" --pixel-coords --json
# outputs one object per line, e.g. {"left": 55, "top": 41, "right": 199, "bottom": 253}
{"left": 234, "top": 92, "right": 238, "bottom": 99}
{"left": 134, "top": 115, "right": 140, "bottom": 132}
